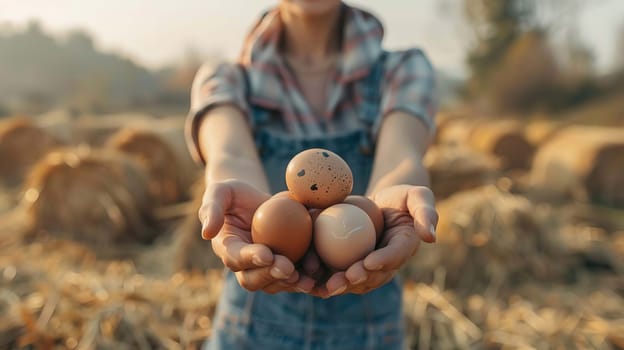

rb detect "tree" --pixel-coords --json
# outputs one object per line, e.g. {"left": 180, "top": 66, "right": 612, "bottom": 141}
{"left": 464, "top": 0, "right": 535, "bottom": 92}
{"left": 614, "top": 22, "right": 624, "bottom": 73}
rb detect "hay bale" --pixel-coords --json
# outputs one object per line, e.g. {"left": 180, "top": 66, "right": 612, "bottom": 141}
{"left": 530, "top": 126, "right": 624, "bottom": 206}
{"left": 436, "top": 118, "right": 481, "bottom": 147}
{"left": 424, "top": 146, "right": 500, "bottom": 198}
{"left": 407, "top": 185, "right": 562, "bottom": 293}
{"left": 524, "top": 119, "right": 566, "bottom": 146}
{"left": 107, "top": 129, "right": 183, "bottom": 205}
{"left": 35, "top": 109, "right": 76, "bottom": 144}
{"left": 0, "top": 118, "right": 62, "bottom": 186}
{"left": 73, "top": 113, "right": 156, "bottom": 146}
{"left": 134, "top": 116, "right": 202, "bottom": 195}
{"left": 468, "top": 119, "right": 535, "bottom": 170}
{"left": 22, "top": 147, "right": 156, "bottom": 244}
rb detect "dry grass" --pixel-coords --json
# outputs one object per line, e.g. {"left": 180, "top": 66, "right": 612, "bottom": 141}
{"left": 0, "top": 239, "right": 222, "bottom": 350}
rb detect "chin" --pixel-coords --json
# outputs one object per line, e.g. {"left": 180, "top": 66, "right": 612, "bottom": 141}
{"left": 282, "top": 0, "right": 342, "bottom": 17}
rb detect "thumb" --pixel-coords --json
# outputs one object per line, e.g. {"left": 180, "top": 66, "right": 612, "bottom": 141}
{"left": 199, "top": 183, "right": 233, "bottom": 240}
{"left": 406, "top": 186, "right": 438, "bottom": 243}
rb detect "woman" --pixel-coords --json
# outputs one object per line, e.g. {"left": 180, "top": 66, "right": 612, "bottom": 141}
{"left": 186, "top": 1, "right": 438, "bottom": 348}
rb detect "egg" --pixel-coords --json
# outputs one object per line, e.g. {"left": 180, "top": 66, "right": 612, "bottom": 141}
{"left": 313, "top": 203, "right": 376, "bottom": 270}
{"left": 343, "top": 195, "right": 385, "bottom": 239}
{"left": 273, "top": 190, "right": 295, "bottom": 200}
{"left": 251, "top": 196, "right": 313, "bottom": 263}
{"left": 285, "top": 148, "right": 353, "bottom": 209}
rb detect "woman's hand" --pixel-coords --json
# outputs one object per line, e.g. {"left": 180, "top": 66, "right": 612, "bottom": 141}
{"left": 199, "top": 179, "right": 316, "bottom": 294}
{"left": 310, "top": 185, "right": 438, "bottom": 298}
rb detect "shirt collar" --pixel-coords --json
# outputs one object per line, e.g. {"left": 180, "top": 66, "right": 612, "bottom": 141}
{"left": 238, "top": 4, "right": 384, "bottom": 110}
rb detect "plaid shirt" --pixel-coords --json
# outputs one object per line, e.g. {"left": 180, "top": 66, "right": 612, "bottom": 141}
{"left": 186, "top": 4, "right": 437, "bottom": 164}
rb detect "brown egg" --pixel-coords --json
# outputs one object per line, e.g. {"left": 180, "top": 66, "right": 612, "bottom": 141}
{"left": 314, "top": 203, "right": 376, "bottom": 270}
{"left": 343, "top": 195, "right": 384, "bottom": 239}
{"left": 251, "top": 196, "right": 313, "bottom": 263}
{"left": 273, "top": 190, "right": 295, "bottom": 200}
{"left": 285, "top": 148, "right": 353, "bottom": 209}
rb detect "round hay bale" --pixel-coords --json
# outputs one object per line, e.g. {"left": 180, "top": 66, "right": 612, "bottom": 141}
{"left": 407, "top": 186, "right": 563, "bottom": 293}
{"left": 22, "top": 147, "right": 156, "bottom": 244}
{"left": 0, "top": 118, "right": 62, "bottom": 186}
{"left": 524, "top": 119, "right": 567, "bottom": 146}
{"left": 141, "top": 116, "right": 202, "bottom": 194}
{"left": 424, "top": 145, "right": 500, "bottom": 198}
{"left": 106, "top": 128, "right": 183, "bottom": 205}
{"left": 436, "top": 118, "right": 482, "bottom": 147}
{"left": 468, "top": 119, "right": 534, "bottom": 170}
{"left": 530, "top": 126, "right": 624, "bottom": 206}
{"left": 73, "top": 113, "right": 156, "bottom": 146}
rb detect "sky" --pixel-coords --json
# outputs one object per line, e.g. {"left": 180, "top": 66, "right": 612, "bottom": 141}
{"left": 1, "top": 0, "right": 622, "bottom": 76}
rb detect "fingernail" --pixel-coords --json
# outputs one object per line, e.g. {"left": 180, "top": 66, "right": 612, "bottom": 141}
{"left": 252, "top": 255, "right": 270, "bottom": 267}
{"left": 430, "top": 224, "right": 436, "bottom": 240}
{"left": 270, "top": 267, "right": 288, "bottom": 279}
{"left": 368, "top": 264, "right": 383, "bottom": 271}
{"left": 329, "top": 285, "right": 347, "bottom": 297}
{"left": 295, "top": 286, "right": 309, "bottom": 293}
{"left": 352, "top": 276, "right": 367, "bottom": 285}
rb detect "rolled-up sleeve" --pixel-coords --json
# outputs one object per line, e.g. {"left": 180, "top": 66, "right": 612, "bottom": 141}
{"left": 380, "top": 49, "right": 438, "bottom": 137}
{"left": 185, "top": 62, "right": 249, "bottom": 165}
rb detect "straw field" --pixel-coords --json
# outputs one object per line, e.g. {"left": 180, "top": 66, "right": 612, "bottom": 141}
{"left": 0, "top": 113, "right": 623, "bottom": 349}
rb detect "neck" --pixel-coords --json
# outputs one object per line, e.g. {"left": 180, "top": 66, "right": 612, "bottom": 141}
{"left": 280, "top": 5, "right": 342, "bottom": 63}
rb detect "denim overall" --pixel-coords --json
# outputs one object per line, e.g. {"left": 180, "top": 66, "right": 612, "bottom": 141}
{"left": 204, "top": 52, "right": 406, "bottom": 350}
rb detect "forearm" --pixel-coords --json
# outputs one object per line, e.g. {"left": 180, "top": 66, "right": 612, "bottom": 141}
{"left": 197, "top": 105, "right": 270, "bottom": 193}
{"left": 205, "top": 155, "right": 269, "bottom": 192}
{"left": 365, "top": 111, "right": 432, "bottom": 197}
{"left": 366, "top": 157, "right": 429, "bottom": 197}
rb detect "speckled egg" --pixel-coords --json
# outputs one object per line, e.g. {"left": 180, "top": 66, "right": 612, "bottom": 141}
{"left": 251, "top": 196, "right": 313, "bottom": 263}
{"left": 314, "top": 203, "right": 376, "bottom": 270}
{"left": 285, "top": 148, "right": 353, "bottom": 209}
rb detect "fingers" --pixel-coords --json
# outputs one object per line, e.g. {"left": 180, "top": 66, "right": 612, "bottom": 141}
{"left": 313, "top": 269, "right": 396, "bottom": 297}
{"left": 235, "top": 255, "right": 297, "bottom": 291}
{"left": 406, "top": 186, "right": 438, "bottom": 243}
{"left": 212, "top": 237, "right": 275, "bottom": 271}
{"left": 261, "top": 274, "right": 317, "bottom": 294}
{"left": 323, "top": 271, "right": 348, "bottom": 297}
{"left": 345, "top": 261, "right": 368, "bottom": 285}
{"left": 363, "top": 228, "right": 420, "bottom": 271}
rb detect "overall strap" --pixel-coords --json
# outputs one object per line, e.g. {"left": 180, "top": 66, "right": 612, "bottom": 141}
{"left": 358, "top": 50, "right": 387, "bottom": 125}
{"left": 237, "top": 63, "right": 251, "bottom": 101}
{"left": 237, "top": 63, "right": 271, "bottom": 127}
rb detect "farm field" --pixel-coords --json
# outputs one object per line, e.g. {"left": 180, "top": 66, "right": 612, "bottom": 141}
{"left": 1, "top": 110, "right": 623, "bottom": 349}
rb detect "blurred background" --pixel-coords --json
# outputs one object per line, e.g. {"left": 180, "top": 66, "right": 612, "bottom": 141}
{"left": 0, "top": 0, "right": 623, "bottom": 349}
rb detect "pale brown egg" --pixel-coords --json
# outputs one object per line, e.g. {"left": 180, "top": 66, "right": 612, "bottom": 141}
{"left": 343, "top": 195, "right": 384, "bottom": 239}
{"left": 313, "top": 203, "right": 376, "bottom": 270}
{"left": 251, "top": 196, "right": 313, "bottom": 263}
{"left": 285, "top": 148, "right": 353, "bottom": 209}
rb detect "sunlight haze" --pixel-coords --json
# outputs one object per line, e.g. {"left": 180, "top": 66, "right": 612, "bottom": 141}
{"left": 1, "top": 0, "right": 622, "bottom": 76}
